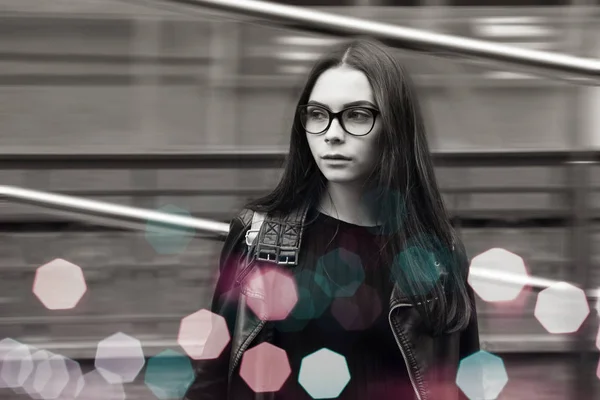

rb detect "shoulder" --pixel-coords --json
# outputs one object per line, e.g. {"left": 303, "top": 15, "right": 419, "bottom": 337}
{"left": 222, "top": 208, "right": 252, "bottom": 246}
{"left": 227, "top": 208, "right": 254, "bottom": 237}
{"left": 216, "top": 208, "right": 255, "bottom": 276}
{"left": 236, "top": 208, "right": 254, "bottom": 227}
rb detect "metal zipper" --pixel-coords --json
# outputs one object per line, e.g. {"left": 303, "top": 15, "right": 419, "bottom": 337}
{"left": 388, "top": 303, "right": 423, "bottom": 400}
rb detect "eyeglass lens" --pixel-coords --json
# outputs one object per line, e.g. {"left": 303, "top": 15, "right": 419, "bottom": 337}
{"left": 301, "top": 106, "right": 375, "bottom": 136}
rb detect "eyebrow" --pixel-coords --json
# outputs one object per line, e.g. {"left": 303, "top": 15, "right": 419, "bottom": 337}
{"left": 307, "top": 100, "right": 377, "bottom": 109}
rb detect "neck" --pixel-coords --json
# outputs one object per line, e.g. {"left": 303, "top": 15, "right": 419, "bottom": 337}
{"left": 318, "top": 181, "right": 378, "bottom": 227}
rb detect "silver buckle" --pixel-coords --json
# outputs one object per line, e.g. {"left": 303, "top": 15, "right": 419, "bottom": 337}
{"left": 245, "top": 229, "right": 260, "bottom": 246}
{"left": 257, "top": 252, "right": 274, "bottom": 262}
{"left": 278, "top": 256, "right": 291, "bottom": 265}
{"left": 256, "top": 244, "right": 298, "bottom": 266}
{"left": 277, "top": 251, "right": 297, "bottom": 265}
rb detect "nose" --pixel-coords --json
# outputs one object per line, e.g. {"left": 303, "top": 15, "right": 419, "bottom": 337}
{"left": 323, "top": 115, "right": 345, "bottom": 143}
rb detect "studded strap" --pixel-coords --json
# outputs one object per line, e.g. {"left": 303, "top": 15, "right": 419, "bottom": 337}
{"left": 253, "top": 204, "right": 310, "bottom": 266}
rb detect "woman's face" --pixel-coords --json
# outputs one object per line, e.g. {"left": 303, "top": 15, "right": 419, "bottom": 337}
{"left": 305, "top": 66, "right": 382, "bottom": 185}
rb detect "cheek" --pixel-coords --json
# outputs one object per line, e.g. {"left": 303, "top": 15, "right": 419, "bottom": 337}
{"left": 360, "top": 132, "right": 381, "bottom": 165}
{"left": 362, "top": 145, "right": 379, "bottom": 171}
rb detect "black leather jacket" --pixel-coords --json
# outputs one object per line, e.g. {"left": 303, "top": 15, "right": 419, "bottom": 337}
{"left": 184, "top": 209, "right": 480, "bottom": 400}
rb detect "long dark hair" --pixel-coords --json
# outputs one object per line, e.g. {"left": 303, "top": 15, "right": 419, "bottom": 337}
{"left": 245, "top": 37, "right": 472, "bottom": 335}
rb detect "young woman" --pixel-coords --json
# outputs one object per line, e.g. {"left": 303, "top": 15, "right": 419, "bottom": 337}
{"left": 185, "top": 37, "right": 480, "bottom": 400}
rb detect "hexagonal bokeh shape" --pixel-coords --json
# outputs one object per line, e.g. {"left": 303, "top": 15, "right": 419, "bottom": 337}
{"left": 145, "top": 204, "right": 195, "bottom": 255}
{"left": 295, "top": 269, "right": 332, "bottom": 319}
{"left": 240, "top": 342, "right": 291, "bottom": 393}
{"left": 275, "top": 287, "right": 315, "bottom": 333}
{"left": 456, "top": 350, "right": 508, "bottom": 400}
{"left": 331, "top": 284, "right": 382, "bottom": 331}
{"left": 298, "top": 348, "right": 350, "bottom": 399}
{"left": 360, "top": 188, "right": 407, "bottom": 235}
{"left": 534, "top": 282, "right": 590, "bottom": 334}
{"left": 0, "top": 342, "right": 34, "bottom": 389}
{"left": 276, "top": 269, "right": 333, "bottom": 333}
{"left": 77, "top": 369, "right": 125, "bottom": 400}
{"left": 245, "top": 267, "right": 298, "bottom": 321}
{"left": 36, "top": 353, "right": 70, "bottom": 400}
{"left": 315, "top": 249, "right": 365, "bottom": 298}
{"left": 391, "top": 246, "right": 443, "bottom": 297}
{"left": 21, "top": 349, "right": 52, "bottom": 399}
{"left": 95, "top": 332, "right": 145, "bottom": 383}
{"left": 0, "top": 338, "right": 24, "bottom": 389}
{"left": 468, "top": 248, "right": 528, "bottom": 303}
{"left": 144, "top": 349, "right": 194, "bottom": 400}
{"left": 178, "top": 309, "right": 230, "bottom": 360}
{"left": 394, "top": 233, "right": 457, "bottom": 295}
{"left": 57, "top": 356, "right": 85, "bottom": 399}
{"left": 33, "top": 259, "right": 87, "bottom": 310}
{"left": 489, "top": 284, "right": 531, "bottom": 316}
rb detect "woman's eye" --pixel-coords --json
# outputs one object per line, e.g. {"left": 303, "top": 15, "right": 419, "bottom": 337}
{"left": 348, "top": 110, "right": 371, "bottom": 121}
{"left": 309, "top": 110, "right": 327, "bottom": 120}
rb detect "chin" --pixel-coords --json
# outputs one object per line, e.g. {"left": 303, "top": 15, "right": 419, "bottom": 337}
{"left": 321, "top": 170, "right": 362, "bottom": 183}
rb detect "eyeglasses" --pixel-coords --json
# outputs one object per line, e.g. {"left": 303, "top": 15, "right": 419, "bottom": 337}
{"left": 298, "top": 104, "right": 380, "bottom": 136}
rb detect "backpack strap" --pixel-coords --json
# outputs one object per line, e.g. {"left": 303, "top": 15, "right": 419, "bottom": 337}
{"left": 245, "top": 211, "right": 266, "bottom": 249}
{"left": 252, "top": 204, "right": 310, "bottom": 266}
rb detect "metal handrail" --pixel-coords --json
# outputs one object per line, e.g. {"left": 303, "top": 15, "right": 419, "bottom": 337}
{"left": 0, "top": 185, "right": 230, "bottom": 237}
{"left": 1, "top": 184, "right": 598, "bottom": 299}
{"left": 132, "top": 0, "right": 600, "bottom": 85}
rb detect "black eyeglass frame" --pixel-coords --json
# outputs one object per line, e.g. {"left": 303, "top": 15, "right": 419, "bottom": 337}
{"left": 297, "top": 104, "right": 381, "bottom": 136}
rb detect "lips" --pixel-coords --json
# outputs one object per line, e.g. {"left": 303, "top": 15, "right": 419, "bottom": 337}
{"left": 322, "top": 155, "right": 352, "bottom": 160}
